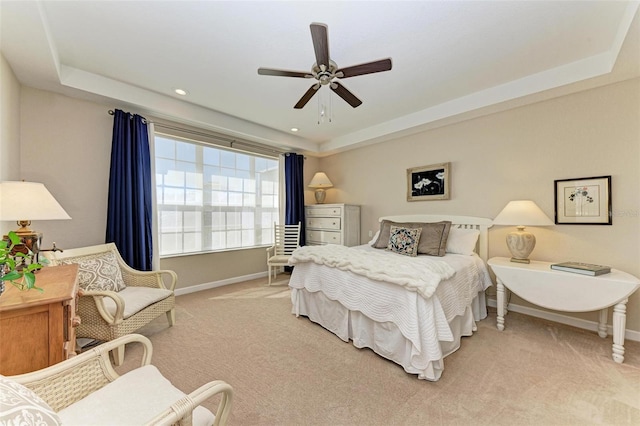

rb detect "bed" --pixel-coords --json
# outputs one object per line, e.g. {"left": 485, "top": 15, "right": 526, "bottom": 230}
{"left": 288, "top": 215, "right": 493, "bottom": 381}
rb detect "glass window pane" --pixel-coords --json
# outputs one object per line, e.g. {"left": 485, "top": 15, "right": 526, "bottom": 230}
{"left": 155, "top": 137, "right": 175, "bottom": 159}
{"left": 241, "top": 230, "right": 254, "bottom": 246}
{"left": 164, "top": 188, "right": 184, "bottom": 205}
{"left": 161, "top": 233, "right": 182, "bottom": 255}
{"left": 185, "top": 189, "right": 203, "bottom": 206}
{"left": 228, "top": 177, "right": 243, "bottom": 192}
{"left": 155, "top": 133, "right": 278, "bottom": 256}
{"left": 228, "top": 192, "right": 242, "bottom": 206}
{"left": 243, "top": 193, "right": 255, "bottom": 207}
{"left": 221, "top": 151, "right": 235, "bottom": 168}
{"left": 236, "top": 154, "right": 250, "bottom": 170}
{"left": 183, "top": 232, "right": 201, "bottom": 252}
{"left": 227, "top": 230, "right": 241, "bottom": 248}
{"left": 165, "top": 170, "right": 184, "bottom": 187}
{"left": 176, "top": 141, "right": 195, "bottom": 162}
{"left": 203, "top": 147, "right": 219, "bottom": 166}
{"left": 211, "top": 231, "right": 225, "bottom": 249}
{"left": 211, "top": 212, "right": 225, "bottom": 230}
{"left": 210, "top": 191, "right": 228, "bottom": 206}
{"left": 227, "top": 212, "right": 241, "bottom": 229}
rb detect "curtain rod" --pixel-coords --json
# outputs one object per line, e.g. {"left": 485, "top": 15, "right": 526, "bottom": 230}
{"left": 108, "top": 109, "right": 288, "bottom": 156}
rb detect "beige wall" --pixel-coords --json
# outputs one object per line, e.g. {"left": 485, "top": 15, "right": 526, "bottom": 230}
{"left": 9, "top": 73, "right": 640, "bottom": 329}
{"left": 0, "top": 53, "right": 20, "bottom": 182}
{"left": 0, "top": 54, "right": 22, "bottom": 236}
{"left": 17, "top": 87, "right": 312, "bottom": 289}
{"left": 317, "top": 77, "right": 640, "bottom": 332}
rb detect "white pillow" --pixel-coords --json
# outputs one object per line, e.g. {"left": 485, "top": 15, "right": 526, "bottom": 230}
{"left": 0, "top": 375, "right": 62, "bottom": 425}
{"left": 445, "top": 227, "right": 480, "bottom": 255}
{"left": 367, "top": 230, "right": 380, "bottom": 245}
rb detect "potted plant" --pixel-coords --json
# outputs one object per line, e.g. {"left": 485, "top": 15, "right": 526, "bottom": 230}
{"left": 0, "top": 230, "right": 45, "bottom": 295}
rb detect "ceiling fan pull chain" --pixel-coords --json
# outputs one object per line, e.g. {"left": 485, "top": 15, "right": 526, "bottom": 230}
{"left": 329, "top": 90, "right": 333, "bottom": 123}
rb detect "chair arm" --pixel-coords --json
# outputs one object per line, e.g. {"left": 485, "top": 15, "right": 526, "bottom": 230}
{"left": 9, "top": 334, "right": 153, "bottom": 411}
{"left": 145, "top": 380, "right": 233, "bottom": 426}
{"left": 122, "top": 268, "right": 178, "bottom": 291}
{"left": 80, "top": 290, "right": 126, "bottom": 325}
{"left": 266, "top": 245, "right": 275, "bottom": 257}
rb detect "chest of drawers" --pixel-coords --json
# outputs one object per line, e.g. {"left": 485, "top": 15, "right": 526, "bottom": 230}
{"left": 305, "top": 203, "right": 361, "bottom": 246}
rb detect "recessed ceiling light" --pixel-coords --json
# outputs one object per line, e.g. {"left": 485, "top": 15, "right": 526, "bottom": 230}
{"left": 291, "top": 128, "right": 299, "bottom": 132}
{"left": 174, "top": 89, "right": 188, "bottom": 96}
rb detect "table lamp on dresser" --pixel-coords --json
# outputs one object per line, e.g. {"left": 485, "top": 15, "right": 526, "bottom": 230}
{"left": 0, "top": 181, "right": 71, "bottom": 264}
{"left": 308, "top": 172, "right": 333, "bottom": 204}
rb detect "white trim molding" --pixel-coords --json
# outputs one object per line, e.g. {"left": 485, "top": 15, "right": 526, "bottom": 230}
{"left": 487, "top": 298, "right": 640, "bottom": 342}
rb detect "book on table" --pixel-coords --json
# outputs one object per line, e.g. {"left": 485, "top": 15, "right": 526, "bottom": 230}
{"left": 550, "top": 261, "right": 611, "bottom": 276}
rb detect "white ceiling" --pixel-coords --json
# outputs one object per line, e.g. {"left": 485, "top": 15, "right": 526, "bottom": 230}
{"left": 2, "top": 1, "right": 639, "bottom": 156}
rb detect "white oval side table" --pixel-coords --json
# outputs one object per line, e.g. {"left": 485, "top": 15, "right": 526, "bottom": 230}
{"left": 487, "top": 257, "right": 640, "bottom": 364}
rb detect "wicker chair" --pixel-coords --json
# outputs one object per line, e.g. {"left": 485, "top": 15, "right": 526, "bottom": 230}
{"left": 266, "top": 222, "right": 301, "bottom": 285}
{"left": 42, "top": 243, "right": 176, "bottom": 366}
{"left": 2, "top": 334, "right": 233, "bottom": 426}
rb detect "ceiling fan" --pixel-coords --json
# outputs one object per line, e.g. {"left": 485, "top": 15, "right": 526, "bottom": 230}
{"left": 258, "top": 23, "right": 392, "bottom": 109}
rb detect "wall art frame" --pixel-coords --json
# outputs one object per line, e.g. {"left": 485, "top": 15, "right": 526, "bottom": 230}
{"left": 407, "top": 162, "right": 450, "bottom": 201}
{"left": 554, "top": 175, "right": 612, "bottom": 225}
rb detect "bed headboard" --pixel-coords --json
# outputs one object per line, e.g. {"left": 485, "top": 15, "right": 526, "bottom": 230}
{"left": 378, "top": 215, "right": 493, "bottom": 262}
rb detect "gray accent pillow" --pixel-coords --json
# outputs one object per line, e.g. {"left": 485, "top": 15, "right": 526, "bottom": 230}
{"left": 372, "top": 220, "right": 452, "bottom": 256}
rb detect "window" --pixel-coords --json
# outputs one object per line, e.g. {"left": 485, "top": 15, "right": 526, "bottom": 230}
{"left": 154, "top": 134, "right": 279, "bottom": 256}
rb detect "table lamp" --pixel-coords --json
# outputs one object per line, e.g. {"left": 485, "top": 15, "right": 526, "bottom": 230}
{"left": 308, "top": 172, "right": 333, "bottom": 204}
{"left": 0, "top": 181, "right": 71, "bottom": 263}
{"left": 493, "top": 200, "right": 553, "bottom": 263}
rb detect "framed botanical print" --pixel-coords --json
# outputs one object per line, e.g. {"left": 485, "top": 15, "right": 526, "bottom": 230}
{"left": 407, "top": 162, "right": 450, "bottom": 201}
{"left": 554, "top": 175, "right": 611, "bottom": 225}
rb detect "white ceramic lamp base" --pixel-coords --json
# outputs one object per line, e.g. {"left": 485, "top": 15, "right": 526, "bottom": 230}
{"left": 505, "top": 226, "right": 536, "bottom": 263}
{"left": 314, "top": 189, "right": 327, "bottom": 204}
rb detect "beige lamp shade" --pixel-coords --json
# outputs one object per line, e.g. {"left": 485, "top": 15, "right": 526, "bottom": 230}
{"left": 493, "top": 200, "right": 553, "bottom": 263}
{"left": 0, "top": 181, "right": 71, "bottom": 234}
{"left": 308, "top": 172, "right": 333, "bottom": 204}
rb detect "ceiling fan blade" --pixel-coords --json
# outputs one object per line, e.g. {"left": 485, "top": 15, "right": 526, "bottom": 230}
{"left": 258, "top": 68, "right": 311, "bottom": 78}
{"left": 310, "top": 23, "right": 329, "bottom": 68}
{"left": 294, "top": 84, "right": 321, "bottom": 109}
{"left": 336, "top": 58, "right": 392, "bottom": 78}
{"left": 330, "top": 82, "right": 362, "bottom": 108}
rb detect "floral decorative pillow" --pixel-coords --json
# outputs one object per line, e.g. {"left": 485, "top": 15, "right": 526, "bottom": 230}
{"left": 387, "top": 226, "right": 422, "bottom": 257}
{"left": 0, "top": 375, "right": 62, "bottom": 425}
{"left": 58, "top": 251, "right": 126, "bottom": 292}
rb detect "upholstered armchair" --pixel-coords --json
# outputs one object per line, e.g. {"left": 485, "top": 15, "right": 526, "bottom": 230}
{"left": 42, "top": 243, "right": 176, "bottom": 365}
{"left": 1, "top": 334, "right": 233, "bottom": 426}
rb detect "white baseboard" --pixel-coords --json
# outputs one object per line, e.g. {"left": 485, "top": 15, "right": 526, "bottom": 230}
{"left": 174, "top": 271, "right": 268, "bottom": 296}
{"left": 487, "top": 299, "right": 640, "bottom": 342}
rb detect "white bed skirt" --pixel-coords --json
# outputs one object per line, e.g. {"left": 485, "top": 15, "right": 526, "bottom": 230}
{"left": 291, "top": 288, "right": 486, "bottom": 381}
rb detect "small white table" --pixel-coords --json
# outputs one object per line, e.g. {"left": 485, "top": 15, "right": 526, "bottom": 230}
{"left": 487, "top": 257, "right": 640, "bottom": 363}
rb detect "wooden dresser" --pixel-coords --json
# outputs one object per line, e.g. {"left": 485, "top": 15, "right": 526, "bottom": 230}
{"left": 305, "top": 203, "right": 361, "bottom": 246}
{"left": 0, "top": 264, "right": 79, "bottom": 375}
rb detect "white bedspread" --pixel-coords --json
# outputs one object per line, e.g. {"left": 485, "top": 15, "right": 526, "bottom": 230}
{"left": 289, "top": 244, "right": 456, "bottom": 299}
{"left": 289, "top": 245, "right": 492, "bottom": 380}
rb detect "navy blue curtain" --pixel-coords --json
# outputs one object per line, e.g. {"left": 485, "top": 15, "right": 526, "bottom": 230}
{"left": 105, "top": 109, "right": 153, "bottom": 270}
{"left": 284, "top": 153, "right": 306, "bottom": 246}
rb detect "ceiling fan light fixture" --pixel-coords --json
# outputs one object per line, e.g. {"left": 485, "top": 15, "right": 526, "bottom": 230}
{"left": 257, "top": 23, "right": 392, "bottom": 110}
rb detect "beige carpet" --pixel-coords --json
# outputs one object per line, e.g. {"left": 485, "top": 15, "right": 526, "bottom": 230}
{"left": 118, "top": 277, "right": 640, "bottom": 425}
